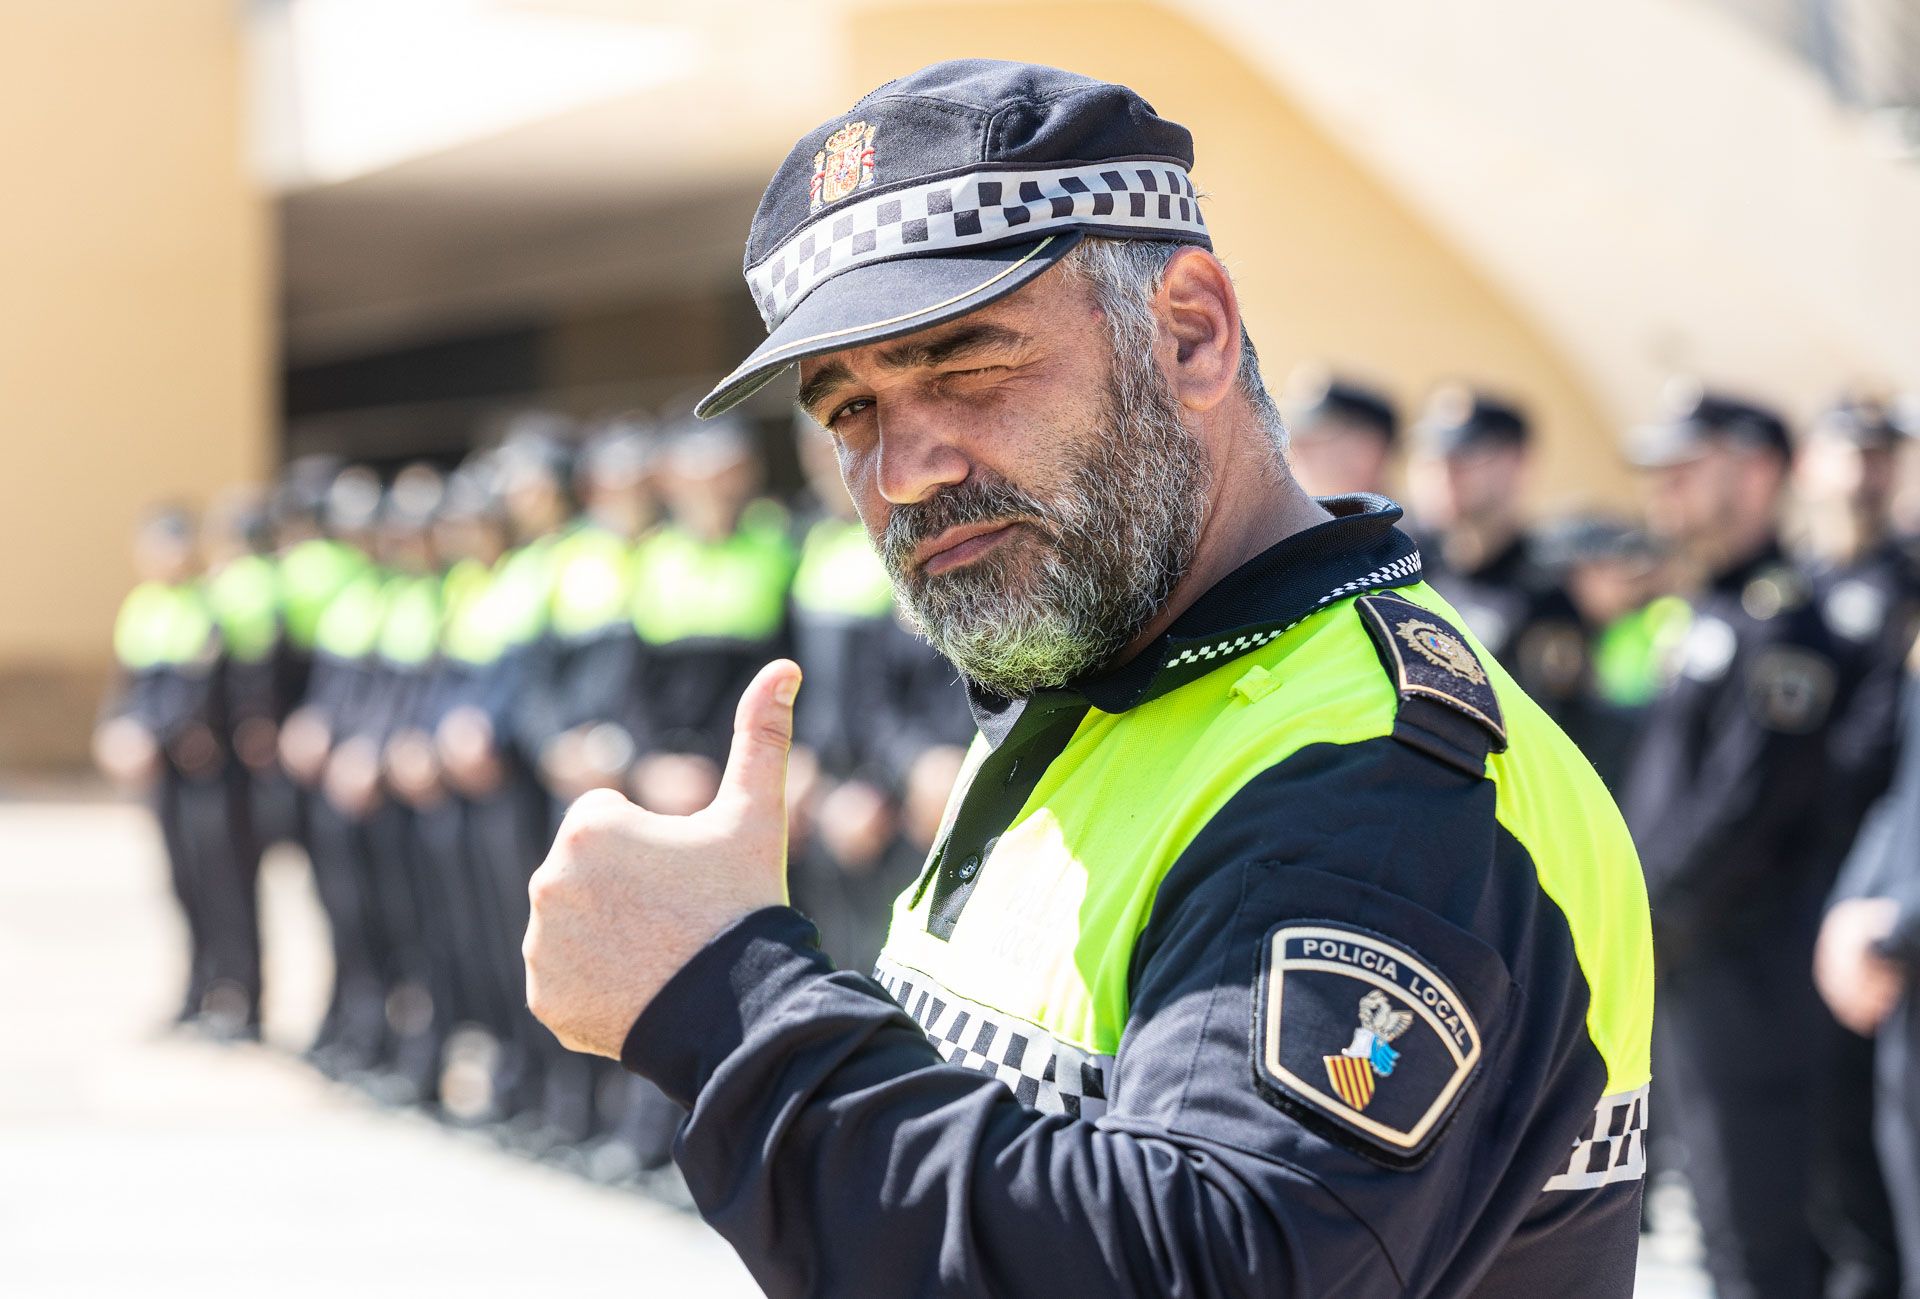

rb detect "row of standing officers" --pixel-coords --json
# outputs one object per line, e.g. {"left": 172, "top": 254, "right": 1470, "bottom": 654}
{"left": 1287, "top": 369, "right": 1920, "bottom": 1299}
{"left": 95, "top": 411, "right": 973, "bottom": 1180}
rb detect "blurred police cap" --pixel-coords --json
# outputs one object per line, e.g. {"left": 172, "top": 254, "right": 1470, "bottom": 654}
{"left": 1413, "top": 383, "right": 1530, "bottom": 457}
{"left": 1281, "top": 363, "right": 1398, "bottom": 446}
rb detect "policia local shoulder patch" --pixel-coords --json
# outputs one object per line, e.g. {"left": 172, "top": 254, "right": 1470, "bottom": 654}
{"left": 1254, "top": 922, "right": 1483, "bottom": 1165}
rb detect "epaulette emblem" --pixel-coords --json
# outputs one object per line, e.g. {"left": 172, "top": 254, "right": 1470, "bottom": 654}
{"left": 1356, "top": 593, "right": 1508, "bottom": 758}
{"left": 1394, "top": 618, "right": 1487, "bottom": 685}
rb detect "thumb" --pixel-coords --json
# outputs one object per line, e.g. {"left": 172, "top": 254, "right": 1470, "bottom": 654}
{"left": 711, "top": 659, "right": 802, "bottom": 825}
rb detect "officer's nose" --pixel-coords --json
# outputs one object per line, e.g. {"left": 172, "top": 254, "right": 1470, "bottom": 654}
{"left": 874, "top": 401, "right": 971, "bottom": 507}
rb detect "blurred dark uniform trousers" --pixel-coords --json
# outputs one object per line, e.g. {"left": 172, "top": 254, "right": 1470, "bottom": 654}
{"left": 1623, "top": 545, "right": 1850, "bottom": 1299}
{"left": 109, "top": 577, "right": 261, "bottom": 1026}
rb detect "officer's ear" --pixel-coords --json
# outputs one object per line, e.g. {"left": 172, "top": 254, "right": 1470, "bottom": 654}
{"left": 1154, "top": 248, "right": 1241, "bottom": 415}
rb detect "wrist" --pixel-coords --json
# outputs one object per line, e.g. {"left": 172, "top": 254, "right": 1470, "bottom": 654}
{"left": 622, "top": 906, "right": 826, "bottom": 1105}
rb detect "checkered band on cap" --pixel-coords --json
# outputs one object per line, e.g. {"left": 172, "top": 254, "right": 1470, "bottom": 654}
{"left": 747, "top": 160, "right": 1207, "bottom": 329}
{"left": 873, "top": 955, "right": 1114, "bottom": 1119}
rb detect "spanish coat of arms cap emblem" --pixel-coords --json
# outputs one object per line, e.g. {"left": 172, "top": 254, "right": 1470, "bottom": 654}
{"left": 1395, "top": 618, "right": 1487, "bottom": 685}
{"left": 810, "top": 121, "right": 877, "bottom": 212}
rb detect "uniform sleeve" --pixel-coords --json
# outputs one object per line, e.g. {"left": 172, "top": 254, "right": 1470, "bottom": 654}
{"left": 1825, "top": 630, "right": 1909, "bottom": 830}
{"left": 1831, "top": 676, "right": 1920, "bottom": 958}
{"left": 622, "top": 741, "right": 1607, "bottom": 1298}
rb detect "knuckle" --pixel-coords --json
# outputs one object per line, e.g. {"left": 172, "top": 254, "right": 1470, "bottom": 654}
{"left": 559, "top": 787, "right": 628, "bottom": 846}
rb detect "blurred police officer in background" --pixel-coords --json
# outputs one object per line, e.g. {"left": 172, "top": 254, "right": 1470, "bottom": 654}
{"left": 203, "top": 487, "right": 296, "bottom": 858}
{"left": 512, "top": 416, "right": 674, "bottom": 1174}
{"left": 1531, "top": 515, "right": 1683, "bottom": 792}
{"left": 436, "top": 420, "right": 596, "bottom": 1145}
{"left": 521, "top": 416, "right": 656, "bottom": 811}
{"left": 360, "top": 465, "right": 456, "bottom": 1102}
{"left": 1799, "top": 397, "right": 1920, "bottom": 825}
{"left": 401, "top": 462, "right": 528, "bottom": 1124}
{"left": 1622, "top": 387, "right": 1854, "bottom": 1299}
{"left": 1278, "top": 363, "right": 1399, "bottom": 498}
{"left": 1407, "top": 385, "right": 1593, "bottom": 725}
{"left": 623, "top": 417, "right": 796, "bottom": 817}
{"left": 1792, "top": 394, "right": 1920, "bottom": 1299}
{"left": 284, "top": 465, "right": 411, "bottom": 1080}
{"left": 98, "top": 505, "right": 262, "bottom": 1038}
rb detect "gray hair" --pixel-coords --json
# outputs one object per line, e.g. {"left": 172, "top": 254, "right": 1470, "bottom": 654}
{"left": 1059, "top": 237, "right": 1288, "bottom": 451}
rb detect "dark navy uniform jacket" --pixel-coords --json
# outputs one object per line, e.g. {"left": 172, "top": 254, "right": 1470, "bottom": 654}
{"left": 621, "top": 499, "right": 1653, "bottom": 1297}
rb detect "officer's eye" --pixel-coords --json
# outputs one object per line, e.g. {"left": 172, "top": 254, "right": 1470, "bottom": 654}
{"left": 826, "top": 397, "right": 874, "bottom": 429}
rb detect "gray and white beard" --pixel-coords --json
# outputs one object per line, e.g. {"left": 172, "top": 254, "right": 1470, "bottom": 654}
{"left": 880, "top": 345, "right": 1213, "bottom": 698}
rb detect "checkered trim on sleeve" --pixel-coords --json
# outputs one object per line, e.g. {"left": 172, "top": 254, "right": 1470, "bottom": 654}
{"left": 1164, "top": 551, "right": 1425, "bottom": 668}
{"left": 1542, "top": 1085, "right": 1649, "bottom": 1191}
{"left": 747, "top": 161, "right": 1208, "bottom": 329}
{"left": 873, "top": 954, "right": 1114, "bottom": 1120}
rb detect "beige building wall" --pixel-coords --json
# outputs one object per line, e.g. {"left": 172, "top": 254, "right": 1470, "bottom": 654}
{"left": 0, "top": 0, "right": 271, "bottom": 769}
{"left": 847, "top": 0, "right": 1627, "bottom": 511}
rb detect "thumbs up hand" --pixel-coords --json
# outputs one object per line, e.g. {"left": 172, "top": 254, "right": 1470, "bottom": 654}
{"left": 524, "top": 660, "right": 801, "bottom": 1058}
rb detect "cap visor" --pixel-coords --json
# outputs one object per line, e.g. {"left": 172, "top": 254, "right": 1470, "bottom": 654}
{"left": 695, "top": 231, "right": 1083, "bottom": 417}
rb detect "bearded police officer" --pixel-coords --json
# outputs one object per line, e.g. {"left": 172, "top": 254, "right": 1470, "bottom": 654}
{"left": 523, "top": 61, "right": 1653, "bottom": 1297}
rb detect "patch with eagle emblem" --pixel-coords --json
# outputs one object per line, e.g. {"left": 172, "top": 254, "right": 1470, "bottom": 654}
{"left": 1254, "top": 921, "right": 1485, "bottom": 1165}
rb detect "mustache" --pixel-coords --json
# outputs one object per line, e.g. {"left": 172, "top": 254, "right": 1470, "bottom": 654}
{"left": 881, "top": 474, "right": 1056, "bottom": 575}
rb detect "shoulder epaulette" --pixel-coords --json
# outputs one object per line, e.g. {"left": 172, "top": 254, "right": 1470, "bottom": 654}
{"left": 1355, "top": 592, "right": 1508, "bottom": 776}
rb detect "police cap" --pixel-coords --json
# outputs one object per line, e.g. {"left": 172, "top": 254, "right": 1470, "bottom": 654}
{"left": 698, "top": 60, "right": 1210, "bottom": 416}
{"left": 1282, "top": 364, "right": 1398, "bottom": 447}
{"left": 1413, "top": 384, "right": 1530, "bottom": 457}
{"left": 1813, "top": 395, "right": 1904, "bottom": 452}
{"left": 1627, "top": 384, "right": 1792, "bottom": 467}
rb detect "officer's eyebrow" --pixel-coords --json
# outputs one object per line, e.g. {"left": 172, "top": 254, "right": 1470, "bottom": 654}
{"left": 797, "top": 323, "right": 1030, "bottom": 422}
{"left": 797, "top": 362, "right": 856, "bottom": 421}
{"left": 874, "top": 322, "right": 1028, "bottom": 373}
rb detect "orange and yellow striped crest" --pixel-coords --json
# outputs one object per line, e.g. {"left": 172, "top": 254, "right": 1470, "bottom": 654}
{"left": 1324, "top": 1054, "right": 1376, "bottom": 1110}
